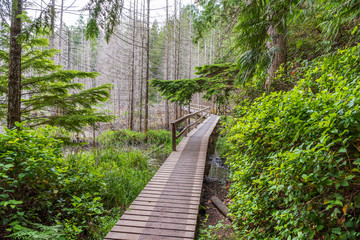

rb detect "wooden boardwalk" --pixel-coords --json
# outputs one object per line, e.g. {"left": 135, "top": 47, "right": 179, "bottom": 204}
{"left": 105, "top": 115, "right": 220, "bottom": 240}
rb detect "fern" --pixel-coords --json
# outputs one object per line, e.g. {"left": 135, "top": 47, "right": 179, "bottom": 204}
{"left": 7, "top": 223, "right": 65, "bottom": 240}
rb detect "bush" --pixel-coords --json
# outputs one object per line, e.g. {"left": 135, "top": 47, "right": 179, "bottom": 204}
{"left": 226, "top": 44, "right": 360, "bottom": 239}
{"left": 1, "top": 126, "right": 170, "bottom": 239}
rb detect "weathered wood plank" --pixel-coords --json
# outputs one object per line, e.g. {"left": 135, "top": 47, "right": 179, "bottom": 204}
{"left": 110, "top": 226, "right": 194, "bottom": 238}
{"left": 123, "top": 209, "right": 198, "bottom": 220}
{"left": 119, "top": 214, "right": 197, "bottom": 225}
{"left": 131, "top": 200, "right": 199, "bottom": 209}
{"left": 115, "top": 220, "right": 196, "bottom": 232}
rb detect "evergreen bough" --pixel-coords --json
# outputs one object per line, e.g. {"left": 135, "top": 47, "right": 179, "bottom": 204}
{"left": 0, "top": 34, "right": 113, "bottom": 131}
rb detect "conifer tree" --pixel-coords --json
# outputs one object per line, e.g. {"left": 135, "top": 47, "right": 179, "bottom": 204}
{"left": 0, "top": 33, "right": 113, "bottom": 132}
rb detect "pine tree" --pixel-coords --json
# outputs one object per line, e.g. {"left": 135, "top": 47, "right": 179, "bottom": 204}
{"left": 0, "top": 33, "right": 113, "bottom": 132}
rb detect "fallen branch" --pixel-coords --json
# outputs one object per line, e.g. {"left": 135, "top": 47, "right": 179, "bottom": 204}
{"left": 211, "top": 196, "right": 234, "bottom": 222}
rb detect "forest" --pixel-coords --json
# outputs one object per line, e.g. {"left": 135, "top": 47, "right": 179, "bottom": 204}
{"left": 1, "top": 0, "right": 360, "bottom": 239}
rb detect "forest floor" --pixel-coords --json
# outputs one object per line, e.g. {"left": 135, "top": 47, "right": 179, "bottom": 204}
{"left": 195, "top": 153, "right": 236, "bottom": 239}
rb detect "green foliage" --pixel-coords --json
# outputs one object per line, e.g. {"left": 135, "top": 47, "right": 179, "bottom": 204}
{"left": 0, "top": 33, "right": 113, "bottom": 131}
{"left": 193, "top": 0, "right": 360, "bottom": 88}
{"left": 85, "top": 0, "right": 124, "bottom": 42}
{"left": 151, "top": 63, "right": 237, "bottom": 106}
{"left": 198, "top": 217, "right": 236, "bottom": 240}
{"left": 0, "top": 125, "right": 171, "bottom": 239}
{"left": 225, "top": 44, "right": 360, "bottom": 239}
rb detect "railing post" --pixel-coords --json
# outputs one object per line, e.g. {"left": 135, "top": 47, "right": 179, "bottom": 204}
{"left": 195, "top": 113, "right": 198, "bottom": 128}
{"left": 187, "top": 105, "right": 191, "bottom": 134}
{"left": 184, "top": 117, "right": 188, "bottom": 137}
{"left": 172, "top": 123, "right": 176, "bottom": 151}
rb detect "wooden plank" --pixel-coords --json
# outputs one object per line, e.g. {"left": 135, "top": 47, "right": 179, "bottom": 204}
{"left": 144, "top": 187, "right": 202, "bottom": 194}
{"left": 105, "top": 232, "right": 193, "bottom": 240}
{"left": 149, "top": 178, "right": 203, "bottom": 186}
{"left": 128, "top": 205, "right": 198, "bottom": 215}
{"left": 123, "top": 209, "right": 198, "bottom": 220}
{"left": 144, "top": 185, "right": 202, "bottom": 192}
{"left": 131, "top": 200, "right": 199, "bottom": 209}
{"left": 134, "top": 197, "right": 199, "bottom": 206}
{"left": 140, "top": 190, "right": 201, "bottom": 198}
{"left": 119, "top": 214, "right": 197, "bottom": 225}
{"left": 138, "top": 193, "right": 200, "bottom": 201}
{"left": 144, "top": 185, "right": 201, "bottom": 192}
{"left": 115, "top": 220, "right": 196, "bottom": 232}
{"left": 151, "top": 174, "right": 204, "bottom": 179}
{"left": 110, "top": 226, "right": 194, "bottom": 238}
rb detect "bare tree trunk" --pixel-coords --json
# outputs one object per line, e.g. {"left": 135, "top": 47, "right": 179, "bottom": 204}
{"left": 67, "top": 27, "right": 71, "bottom": 70}
{"left": 8, "top": 0, "right": 22, "bottom": 129}
{"left": 50, "top": 0, "right": 55, "bottom": 49}
{"left": 164, "top": 0, "right": 170, "bottom": 130}
{"left": 177, "top": 0, "right": 182, "bottom": 118}
{"left": 139, "top": 0, "right": 145, "bottom": 132}
{"left": 173, "top": 0, "right": 178, "bottom": 120}
{"left": 58, "top": 0, "right": 64, "bottom": 64}
{"left": 129, "top": 0, "right": 137, "bottom": 130}
{"left": 144, "top": 0, "right": 150, "bottom": 133}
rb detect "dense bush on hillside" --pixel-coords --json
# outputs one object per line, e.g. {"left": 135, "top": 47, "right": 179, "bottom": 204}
{"left": 225, "top": 44, "right": 360, "bottom": 239}
{"left": 0, "top": 125, "right": 172, "bottom": 239}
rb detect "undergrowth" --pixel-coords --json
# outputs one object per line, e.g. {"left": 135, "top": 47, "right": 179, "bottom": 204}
{"left": 224, "top": 44, "right": 360, "bottom": 239}
{"left": 0, "top": 125, "right": 173, "bottom": 239}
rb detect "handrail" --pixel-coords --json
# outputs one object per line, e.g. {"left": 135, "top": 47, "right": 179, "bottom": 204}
{"left": 171, "top": 106, "right": 210, "bottom": 151}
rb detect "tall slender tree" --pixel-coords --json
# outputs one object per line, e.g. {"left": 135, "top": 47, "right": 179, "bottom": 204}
{"left": 164, "top": 0, "right": 170, "bottom": 129}
{"left": 144, "top": 0, "right": 150, "bottom": 132}
{"left": 129, "top": 0, "right": 137, "bottom": 130}
{"left": 7, "top": 0, "right": 22, "bottom": 129}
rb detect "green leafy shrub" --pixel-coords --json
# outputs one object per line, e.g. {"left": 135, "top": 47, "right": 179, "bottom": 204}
{"left": 1, "top": 126, "right": 170, "bottom": 239}
{"left": 226, "top": 44, "right": 360, "bottom": 239}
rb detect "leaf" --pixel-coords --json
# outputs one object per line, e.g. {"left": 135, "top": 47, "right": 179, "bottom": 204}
{"left": 334, "top": 193, "right": 344, "bottom": 200}
{"left": 332, "top": 227, "right": 341, "bottom": 235}
{"left": 351, "top": 26, "right": 358, "bottom": 35}
{"left": 342, "top": 205, "right": 348, "bottom": 214}
{"left": 353, "top": 158, "right": 360, "bottom": 165}
{"left": 339, "top": 147, "right": 347, "bottom": 153}
{"left": 354, "top": 195, "right": 360, "bottom": 208}
{"left": 340, "top": 180, "right": 349, "bottom": 187}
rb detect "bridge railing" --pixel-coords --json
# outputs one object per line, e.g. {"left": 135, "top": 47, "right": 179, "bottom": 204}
{"left": 171, "top": 106, "right": 210, "bottom": 151}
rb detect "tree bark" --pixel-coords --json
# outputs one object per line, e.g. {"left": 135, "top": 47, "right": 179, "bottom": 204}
{"left": 58, "top": 0, "right": 64, "bottom": 64}
{"left": 67, "top": 27, "right": 71, "bottom": 70}
{"left": 144, "top": 0, "right": 150, "bottom": 133}
{"left": 265, "top": 24, "right": 286, "bottom": 90}
{"left": 50, "top": 0, "right": 55, "bottom": 49}
{"left": 265, "top": 3, "right": 287, "bottom": 91}
{"left": 139, "top": 0, "right": 145, "bottom": 132}
{"left": 8, "top": 0, "right": 23, "bottom": 129}
{"left": 129, "top": 0, "right": 137, "bottom": 130}
{"left": 164, "top": 0, "right": 170, "bottom": 130}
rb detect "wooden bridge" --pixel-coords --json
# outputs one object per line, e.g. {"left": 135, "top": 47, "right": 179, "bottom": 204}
{"left": 105, "top": 110, "right": 220, "bottom": 240}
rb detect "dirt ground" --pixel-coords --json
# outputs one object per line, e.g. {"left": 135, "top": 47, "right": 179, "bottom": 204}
{"left": 195, "top": 176, "right": 236, "bottom": 239}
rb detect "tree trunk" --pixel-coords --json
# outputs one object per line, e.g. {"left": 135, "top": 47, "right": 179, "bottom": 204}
{"left": 58, "top": 0, "right": 64, "bottom": 64}
{"left": 144, "top": 0, "right": 150, "bottom": 133}
{"left": 67, "top": 28, "right": 71, "bottom": 70}
{"left": 8, "top": 0, "right": 22, "bottom": 129}
{"left": 164, "top": 0, "right": 170, "bottom": 130}
{"left": 173, "top": 0, "right": 178, "bottom": 120}
{"left": 139, "top": 0, "right": 145, "bottom": 132}
{"left": 129, "top": 0, "right": 137, "bottom": 130}
{"left": 265, "top": 6, "right": 287, "bottom": 90}
{"left": 50, "top": 0, "right": 55, "bottom": 49}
